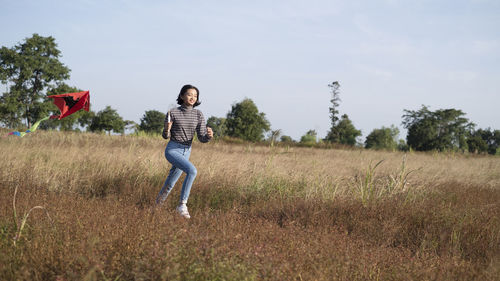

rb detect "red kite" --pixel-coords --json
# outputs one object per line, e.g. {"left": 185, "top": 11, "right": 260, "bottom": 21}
{"left": 6, "top": 91, "right": 91, "bottom": 137}
{"left": 48, "top": 90, "right": 90, "bottom": 120}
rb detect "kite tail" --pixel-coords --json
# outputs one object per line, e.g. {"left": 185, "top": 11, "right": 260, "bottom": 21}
{"left": 28, "top": 116, "right": 50, "bottom": 132}
{"left": 6, "top": 116, "right": 51, "bottom": 137}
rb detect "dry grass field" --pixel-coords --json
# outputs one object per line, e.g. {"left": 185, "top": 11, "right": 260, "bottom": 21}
{"left": 1, "top": 130, "right": 499, "bottom": 280}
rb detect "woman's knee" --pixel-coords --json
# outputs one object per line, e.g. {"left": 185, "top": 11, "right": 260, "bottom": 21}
{"left": 187, "top": 165, "right": 197, "bottom": 176}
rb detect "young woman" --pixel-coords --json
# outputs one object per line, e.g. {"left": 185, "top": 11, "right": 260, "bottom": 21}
{"left": 156, "top": 84, "right": 213, "bottom": 218}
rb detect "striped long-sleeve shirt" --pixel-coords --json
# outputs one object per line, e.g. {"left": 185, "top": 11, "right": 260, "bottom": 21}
{"left": 162, "top": 105, "right": 211, "bottom": 145}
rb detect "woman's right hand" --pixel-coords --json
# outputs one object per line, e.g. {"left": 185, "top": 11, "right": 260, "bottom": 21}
{"left": 207, "top": 127, "right": 213, "bottom": 138}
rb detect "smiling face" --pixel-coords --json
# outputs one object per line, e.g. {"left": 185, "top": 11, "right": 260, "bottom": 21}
{"left": 181, "top": 88, "right": 198, "bottom": 107}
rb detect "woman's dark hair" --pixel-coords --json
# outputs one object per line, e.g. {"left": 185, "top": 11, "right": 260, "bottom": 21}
{"left": 177, "top": 84, "right": 201, "bottom": 107}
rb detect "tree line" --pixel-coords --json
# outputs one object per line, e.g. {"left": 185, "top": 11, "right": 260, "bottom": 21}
{"left": 1, "top": 34, "right": 499, "bottom": 155}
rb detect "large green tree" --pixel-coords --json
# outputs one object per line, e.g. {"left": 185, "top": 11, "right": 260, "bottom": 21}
{"left": 402, "top": 105, "right": 474, "bottom": 151}
{"left": 89, "top": 106, "right": 125, "bottom": 134}
{"left": 225, "top": 98, "right": 270, "bottom": 142}
{"left": 365, "top": 125, "right": 399, "bottom": 150}
{"left": 0, "top": 34, "right": 70, "bottom": 128}
{"left": 139, "top": 110, "right": 165, "bottom": 133}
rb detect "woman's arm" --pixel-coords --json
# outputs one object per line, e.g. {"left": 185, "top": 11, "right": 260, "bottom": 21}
{"left": 196, "top": 111, "right": 213, "bottom": 143}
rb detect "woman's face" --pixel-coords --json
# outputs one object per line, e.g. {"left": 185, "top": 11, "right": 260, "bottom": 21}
{"left": 181, "top": 88, "right": 198, "bottom": 106}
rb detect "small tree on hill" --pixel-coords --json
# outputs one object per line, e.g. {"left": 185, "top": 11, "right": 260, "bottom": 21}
{"left": 139, "top": 110, "right": 165, "bottom": 133}
{"left": 280, "top": 135, "right": 294, "bottom": 143}
{"left": 89, "top": 106, "right": 125, "bottom": 134}
{"left": 225, "top": 98, "right": 270, "bottom": 142}
{"left": 333, "top": 114, "right": 361, "bottom": 146}
{"left": 300, "top": 129, "right": 317, "bottom": 144}
{"left": 365, "top": 125, "right": 399, "bottom": 150}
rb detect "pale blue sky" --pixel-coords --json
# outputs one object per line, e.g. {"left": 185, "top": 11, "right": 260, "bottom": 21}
{"left": 1, "top": 0, "right": 499, "bottom": 140}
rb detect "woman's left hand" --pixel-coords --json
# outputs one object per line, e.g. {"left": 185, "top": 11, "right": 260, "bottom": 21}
{"left": 207, "top": 127, "right": 213, "bottom": 138}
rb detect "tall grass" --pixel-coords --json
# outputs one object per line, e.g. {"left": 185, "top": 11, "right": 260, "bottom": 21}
{"left": 11, "top": 185, "right": 52, "bottom": 247}
{"left": 0, "top": 130, "right": 499, "bottom": 280}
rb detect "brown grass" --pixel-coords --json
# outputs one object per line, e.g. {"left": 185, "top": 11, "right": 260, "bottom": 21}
{"left": 0, "top": 130, "right": 499, "bottom": 280}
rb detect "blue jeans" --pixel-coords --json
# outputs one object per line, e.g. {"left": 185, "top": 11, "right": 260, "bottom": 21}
{"left": 156, "top": 141, "right": 197, "bottom": 205}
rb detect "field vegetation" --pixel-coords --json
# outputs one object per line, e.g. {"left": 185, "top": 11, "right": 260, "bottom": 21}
{"left": 1, "top": 130, "right": 499, "bottom": 280}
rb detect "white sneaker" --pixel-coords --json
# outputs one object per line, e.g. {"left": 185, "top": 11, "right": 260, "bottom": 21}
{"left": 176, "top": 204, "right": 191, "bottom": 219}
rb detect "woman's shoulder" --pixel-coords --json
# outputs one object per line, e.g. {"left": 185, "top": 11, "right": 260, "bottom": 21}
{"left": 194, "top": 108, "right": 205, "bottom": 116}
